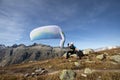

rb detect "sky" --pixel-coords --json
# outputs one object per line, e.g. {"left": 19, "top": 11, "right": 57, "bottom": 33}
{"left": 0, "top": 0, "right": 120, "bottom": 49}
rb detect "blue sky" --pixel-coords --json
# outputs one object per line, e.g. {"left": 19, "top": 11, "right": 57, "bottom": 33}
{"left": 0, "top": 0, "right": 120, "bottom": 49}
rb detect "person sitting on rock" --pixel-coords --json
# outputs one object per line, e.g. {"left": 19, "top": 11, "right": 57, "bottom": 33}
{"left": 66, "top": 42, "right": 84, "bottom": 59}
{"left": 66, "top": 42, "right": 76, "bottom": 59}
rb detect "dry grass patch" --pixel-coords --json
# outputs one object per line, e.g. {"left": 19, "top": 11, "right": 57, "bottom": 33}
{"left": 76, "top": 72, "right": 120, "bottom": 80}
{"left": 0, "top": 74, "right": 26, "bottom": 80}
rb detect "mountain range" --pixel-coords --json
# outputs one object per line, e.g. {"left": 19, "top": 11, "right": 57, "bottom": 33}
{"left": 0, "top": 43, "right": 69, "bottom": 67}
{"left": 0, "top": 43, "right": 119, "bottom": 67}
{"left": 94, "top": 46, "right": 120, "bottom": 52}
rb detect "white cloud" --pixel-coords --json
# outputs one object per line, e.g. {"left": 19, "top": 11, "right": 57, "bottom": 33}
{"left": 0, "top": 19, "right": 24, "bottom": 42}
{"left": 0, "top": 10, "right": 25, "bottom": 44}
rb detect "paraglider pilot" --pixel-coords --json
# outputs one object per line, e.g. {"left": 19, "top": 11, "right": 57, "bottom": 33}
{"left": 66, "top": 42, "right": 84, "bottom": 59}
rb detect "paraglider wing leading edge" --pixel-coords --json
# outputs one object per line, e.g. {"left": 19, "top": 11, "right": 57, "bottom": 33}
{"left": 30, "top": 25, "right": 65, "bottom": 48}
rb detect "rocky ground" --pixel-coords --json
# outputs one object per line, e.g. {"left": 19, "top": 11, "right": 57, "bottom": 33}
{"left": 0, "top": 47, "right": 120, "bottom": 80}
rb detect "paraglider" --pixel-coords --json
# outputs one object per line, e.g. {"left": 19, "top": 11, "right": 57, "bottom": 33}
{"left": 30, "top": 25, "right": 65, "bottom": 48}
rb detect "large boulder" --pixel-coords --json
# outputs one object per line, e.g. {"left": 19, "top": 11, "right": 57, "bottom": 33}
{"left": 110, "top": 55, "right": 120, "bottom": 63}
{"left": 96, "top": 54, "right": 106, "bottom": 60}
{"left": 63, "top": 53, "right": 78, "bottom": 59}
{"left": 70, "top": 54, "right": 78, "bottom": 58}
{"left": 62, "top": 50, "right": 84, "bottom": 59}
{"left": 59, "top": 70, "right": 76, "bottom": 80}
{"left": 83, "top": 48, "right": 94, "bottom": 55}
{"left": 62, "top": 52, "right": 67, "bottom": 58}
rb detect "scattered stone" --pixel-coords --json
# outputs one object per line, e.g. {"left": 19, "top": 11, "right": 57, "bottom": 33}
{"left": 83, "top": 49, "right": 94, "bottom": 55}
{"left": 24, "top": 73, "right": 30, "bottom": 77}
{"left": 104, "top": 68, "right": 106, "bottom": 69}
{"left": 35, "top": 68, "right": 48, "bottom": 75}
{"left": 24, "top": 68, "right": 48, "bottom": 77}
{"left": 59, "top": 69, "right": 76, "bottom": 80}
{"left": 98, "top": 76, "right": 101, "bottom": 78}
{"left": 63, "top": 53, "right": 78, "bottom": 58}
{"left": 35, "top": 68, "right": 44, "bottom": 72}
{"left": 81, "top": 73, "right": 87, "bottom": 77}
{"left": 74, "top": 62, "right": 80, "bottom": 67}
{"left": 48, "top": 65, "right": 52, "bottom": 68}
{"left": 29, "top": 61, "right": 33, "bottom": 63}
{"left": 97, "top": 76, "right": 102, "bottom": 80}
{"left": 84, "top": 68, "right": 93, "bottom": 74}
{"left": 110, "top": 55, "right": 120, "bottom": 63}
{"left": 69, "top": 60, "right": 72, "bottom": 62}
{"left": 96, "top": 54, "right": 106, "bottom": 60}
{"left": 31, "top": 72, "right": 35, "bottom": 77}
{"left": 39, "top": 70, "right": 48, "bottom": 75}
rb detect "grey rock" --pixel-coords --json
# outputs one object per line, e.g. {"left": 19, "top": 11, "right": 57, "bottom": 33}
{"left": 83, "top": 48, "right": 94, "bottom": 55}
{"left": 110, "top": 61, "right": 118, "bottom": 65}
{"left": 110, "top": 55, "right": 120, "bottom": 63}
{"left": 81, "top": 73, "right": 87, "bottom": 77}
{"left": 96, "top": 54, "right": 106, "bottom": 60}
{"left": 84, "top": 68, "right": 93, "bottom": 74}
{"left": 59, "top": 69, "right": 76, "bottom": 80}
{"left": 63, "top": 52, "right": 67, "bottom": 58}
{"left": 63, "top": 53, "right": 78, "bottom": 58}
{"left": 74, "top": 62, "right": 80, "bottom": 67}
{"left": 70, "top": 54, "right": 78, "bottom": 58}
{"left": 34, "top": 68, "right": 48, "bottom": 75}
{"left": 63, "top": 52, "right": 83, "bottom": 59}
{"left": 24, "top": 73, "right": 30, "bottom": 77}
{"left": 31, "top": 72, "right": 36, "bottom": 77}
{"left": 35, "top": 68, "right": 43, "bottom": 73}
{"left": 39, "top": 70, "right": 48, "bottom": 75}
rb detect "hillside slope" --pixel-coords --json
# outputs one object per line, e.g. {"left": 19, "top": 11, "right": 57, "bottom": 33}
{"left": 0, "top": 48, "right": 120, "bottom": 80}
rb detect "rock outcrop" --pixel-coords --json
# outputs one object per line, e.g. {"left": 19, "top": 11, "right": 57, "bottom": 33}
{"left": 83, "top": 48, "right": 94, "bottom": 55}
{"left": 96, "top": 54, "right": 107, "bottom": 60}
{"left": 63, "top": 53, "right": 78, "bottom": 58}
{"left": 110, "top": 55, "right": 120, "bottom": 63}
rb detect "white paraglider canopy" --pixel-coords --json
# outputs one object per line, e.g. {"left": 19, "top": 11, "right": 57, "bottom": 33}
{"left": 30, "top": 25, "right": 65, "bottom": 48}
